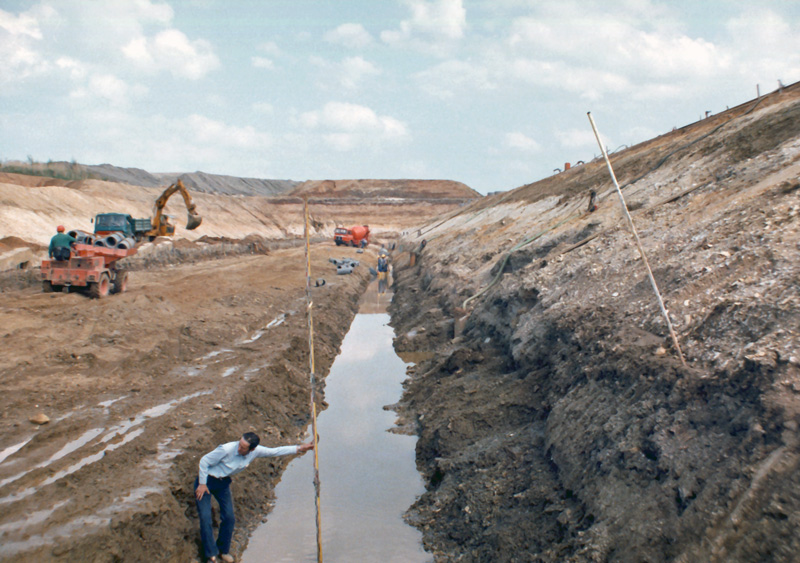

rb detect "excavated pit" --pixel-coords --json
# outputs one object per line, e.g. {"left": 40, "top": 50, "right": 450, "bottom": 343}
{"left": 0, "top": 82, "right": 799, "bottom": 562}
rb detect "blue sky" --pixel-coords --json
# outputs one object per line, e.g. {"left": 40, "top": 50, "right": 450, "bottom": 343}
{"left": 1, "top": 1, "right": 798, "bottom": 194}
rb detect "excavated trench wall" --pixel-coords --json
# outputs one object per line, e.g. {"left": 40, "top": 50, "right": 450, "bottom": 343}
{"left": 387, "top": 85, "right": 800, "bottom": 562}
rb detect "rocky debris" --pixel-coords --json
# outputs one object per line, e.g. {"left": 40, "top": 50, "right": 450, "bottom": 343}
{"left": 389, "top": 82, "right": 800, "bottom": 561}
{"left": 28, "top": 413, "right": 49, "bottom": 425}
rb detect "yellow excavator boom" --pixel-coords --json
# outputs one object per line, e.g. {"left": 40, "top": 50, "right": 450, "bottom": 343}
{"left": 149, "top": 179, "right": 202, "bottom": 237}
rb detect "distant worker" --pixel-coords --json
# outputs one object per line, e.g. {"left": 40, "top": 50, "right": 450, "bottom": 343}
{"left": 48, "top": 225, "right": 77, "bottom": 261}
{"left": 588, "top": 190, "right": 598, "bottom": 212}
{"left": 195, "top": 433, "right": 314, "bottom": 563}
{"left": 377, "top": 252, "right": 389, "bottom": 294}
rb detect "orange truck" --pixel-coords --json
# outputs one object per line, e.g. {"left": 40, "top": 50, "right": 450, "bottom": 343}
{"left": 40, "top": 243, "right": 135, "bottom": 298}
{"left": 333, "top": 225, "right": 370, "bottom": 247}
{"left": 40, "top": 179, "right": 203, "bottom": 298}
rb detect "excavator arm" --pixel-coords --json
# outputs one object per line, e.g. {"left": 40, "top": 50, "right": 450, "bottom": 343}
{"left": 150, "top": 179, "right": 202, "bottom": 235}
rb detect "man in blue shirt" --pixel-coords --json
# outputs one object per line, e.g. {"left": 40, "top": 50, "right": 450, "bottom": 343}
{"left": 195, "top": 432, "right": 314, "bottom": 563}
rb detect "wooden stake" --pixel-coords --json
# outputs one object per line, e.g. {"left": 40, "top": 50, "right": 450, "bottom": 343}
{"left": 587, "top": 112, "right": 686, "bottom": 366}
{"left": 303, "top": 197, "right": 324, "bottom": 562}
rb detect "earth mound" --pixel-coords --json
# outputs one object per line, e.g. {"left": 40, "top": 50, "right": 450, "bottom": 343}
{"left": 290, "top": 179, "right": 481, "bottom": 201}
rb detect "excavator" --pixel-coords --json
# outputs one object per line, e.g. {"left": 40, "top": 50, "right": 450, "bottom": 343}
{"left": 147, "top": 178, "right": 203, "bottom": 237}
{"left": 40, "top": 179, "right": 202, "bottom": 298}
{"left": 93, "top": 178, "right": 202, "bottom": 242}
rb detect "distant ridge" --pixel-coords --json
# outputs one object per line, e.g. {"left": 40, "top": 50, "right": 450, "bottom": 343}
{"left": 0, "top": 161, "right": 481, "bottom": 200}
{"left": 0, "top": 160, "right": 299, "bottom": 197}
{"left": 157, "top": 171, "right": 299, "bottom": 197}
{"left": 84, "top": 163, "right": 162, "bottom": 187}
{"left": 289, "top": 179, "right": 481, "bottom": 201}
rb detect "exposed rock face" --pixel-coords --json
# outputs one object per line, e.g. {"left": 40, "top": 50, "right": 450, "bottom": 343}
{"left": 388, "top": 82, "right": 800, "bottom": 561}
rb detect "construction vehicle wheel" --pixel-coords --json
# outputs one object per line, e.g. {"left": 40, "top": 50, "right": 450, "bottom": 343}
{"left": 88, "top": 273, "right": 111, "bottom": 299}
{"left": 42, "top": 281, "right": 54, "bottom": 293}
{"left": 112, "top": 271, "right": 128, "bottom": 294}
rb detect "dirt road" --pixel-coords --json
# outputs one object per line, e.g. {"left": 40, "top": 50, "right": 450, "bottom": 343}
{"left": 0, "top": 242, "right": 372, "bottom": 562}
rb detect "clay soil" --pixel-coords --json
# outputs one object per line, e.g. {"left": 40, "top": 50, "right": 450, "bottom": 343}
{"left": 0, "top": 243, "right": 373, "bottom": 562}
{"left": 388, "top": 83, "right": 800, "bottom": 562}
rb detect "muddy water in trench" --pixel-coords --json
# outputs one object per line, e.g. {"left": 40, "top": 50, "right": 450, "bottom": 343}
{"left": 242, "top": 294, "right": 429, "bottom": 562}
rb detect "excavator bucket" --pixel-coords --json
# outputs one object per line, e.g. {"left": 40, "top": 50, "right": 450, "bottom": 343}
{"left": 186, "top": 212, "right": 202, "bottom": 230}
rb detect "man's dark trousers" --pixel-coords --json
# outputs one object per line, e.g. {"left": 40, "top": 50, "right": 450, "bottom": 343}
{"left": 53, "top": 246, "right": 71, "bottom": 261}
{"left": 195, "top": 475, "right": 235, "bottom": 558}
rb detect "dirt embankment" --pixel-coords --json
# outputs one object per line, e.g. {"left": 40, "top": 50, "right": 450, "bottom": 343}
{"left": 0, "top": 242, "right": 375, "bottom": 562}
{"left": 290, "top": 178, "right": 481, "bottom": 202}
{"left": 0, "top": 174, "right": 474, "bottom": 264}
{"left": 388, "top": 83, "right": 800, "bottom": 561}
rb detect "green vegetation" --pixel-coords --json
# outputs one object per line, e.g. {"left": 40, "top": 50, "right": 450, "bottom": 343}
{"left": 0, "top": 158, "right": 98, "bottom": 181}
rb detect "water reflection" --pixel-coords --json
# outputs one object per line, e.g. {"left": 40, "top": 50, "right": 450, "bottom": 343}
{"left": 242, "top": 314, "right": 430, "bottom": 563}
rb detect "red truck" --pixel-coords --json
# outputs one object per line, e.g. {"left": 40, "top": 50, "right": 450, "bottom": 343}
{"left": 334, "top": 225, "right": 370, "bottom": 247}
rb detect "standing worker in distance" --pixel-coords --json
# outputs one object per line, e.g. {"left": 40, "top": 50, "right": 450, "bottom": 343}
{"left": 195, "top": 432, "right": 314, "bottom": 563}
{"left": 48, "top": 225, "right": 77, "bottom": 261}
{"left": 377, "top": 252, "right": 389, "bottom": 294}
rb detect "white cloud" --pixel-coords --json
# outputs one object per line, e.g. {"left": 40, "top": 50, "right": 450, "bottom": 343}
{"left": 53, "top": 0, "right": 175, "bottom": 53}
{"left": 510, "top": 15, "right": 722, "bottom": 78}
{"left": 0, "top": 5, "right": 56, "bottom": 81}
{"left": 183, "top": 114, "right": 272, "bottom": 149}
{"left": 309, "top": 56, "right": 380, "bottom": 91}
{"left": 299, "top": 102, "right": 409, "bottom": 151}
{"left": 504, "top": 132, "right": 540, "bottom": 153}
{"left": 122, "top": 29, "right": 220, "bottom": 79}
{"left": 502, "top": 2, "right": 728, "bottom": 100}
{"left": 725, "top": 9, "right": 800, "bottom": 84}
{"left": 0, "top": 7, "right": 45, "bottom": 38}
{"left": 252, "top": 56, "right": 274, "bottom": 70}
{"left": 69, "top": 73, "right": 147, "bottom": 107}
{"left": 59, "top": 110, "right": 275, "bottom": 174}
{"left": 0, "top": 1, "right": 201, "bottom": 85}
{"left": 324, "top": 23, "right": 373, "bottom": 49}
{"left": 88, "top": 74, "right": 130, "bottom": 101}
{"left": 504, "top": 57, "right": 629, "bottom": 101}
{"left": 56, "top": 57, "right": 88, "bottom": 80}
{"left": 381, "top": 0, "right": 466, "bottom": 56}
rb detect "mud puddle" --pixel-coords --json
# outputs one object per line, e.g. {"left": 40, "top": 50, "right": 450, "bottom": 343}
{"left": 242, "top": 309, "right": 429, "bottom": 562}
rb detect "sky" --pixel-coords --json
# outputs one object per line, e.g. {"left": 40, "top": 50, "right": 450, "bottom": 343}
{"left": 1, "top": 1, "right": 798, "bottom": 195}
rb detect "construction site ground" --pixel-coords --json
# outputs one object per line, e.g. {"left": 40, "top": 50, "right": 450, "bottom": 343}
{"left": 0, "top": 244, "right": 371, "bottom": 562}
{"left": 1, "top": 81, "right": 800, "bottom": 562}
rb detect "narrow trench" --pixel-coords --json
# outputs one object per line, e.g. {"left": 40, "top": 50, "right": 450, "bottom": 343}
{"left": 241, "top": 281, "right": 430, "bottom": 563}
